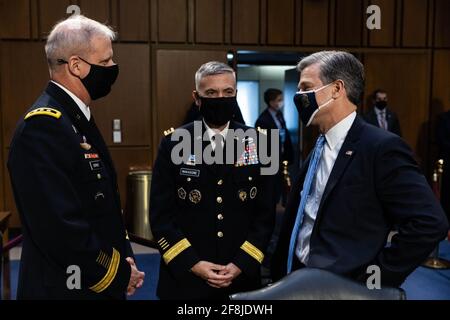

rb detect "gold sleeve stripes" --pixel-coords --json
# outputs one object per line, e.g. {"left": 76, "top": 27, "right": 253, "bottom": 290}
{"left": 90, "top": 248, "right": 120, "bottom": 293}
{"left": 240, "top": 241, "right": 264, "bottom": 263}
{"left": 96, "top": 251, "right": 112, "bottom": 270}
{"left": 157, "top": 238, "right": 170, "bottom": 251}
{"left": 162, "top": 238, "right": 192, "bottom": 264}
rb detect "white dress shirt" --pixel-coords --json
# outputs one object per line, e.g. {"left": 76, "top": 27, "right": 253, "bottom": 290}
{"left": 51, "top": 80, "right": 91, "bottom": 121}
{"left": 296, "top": 111, "right": 357, "bottom": 264}
{"left": 203, "top": 120, "right": 230, "bottom": 150}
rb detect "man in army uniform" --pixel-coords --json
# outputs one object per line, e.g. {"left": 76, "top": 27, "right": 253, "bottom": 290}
{"left": 150, "top": 61, "right": 276, "bottom": 300}
{"left": 8, "top": 15, "right": 144, "bottom": 299}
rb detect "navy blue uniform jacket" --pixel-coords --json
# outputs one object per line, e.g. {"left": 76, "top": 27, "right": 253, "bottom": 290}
{"left": 8, "top": 82, "right": 133, "bottom": 299}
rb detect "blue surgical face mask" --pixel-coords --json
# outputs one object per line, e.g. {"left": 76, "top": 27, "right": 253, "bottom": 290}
{"left": 293, "top": 83, "right": 334, "bottom": 127}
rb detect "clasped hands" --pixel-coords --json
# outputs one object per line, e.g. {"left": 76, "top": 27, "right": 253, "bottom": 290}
{"left": 191, "top": 261, "right": 242, "bottom": 289}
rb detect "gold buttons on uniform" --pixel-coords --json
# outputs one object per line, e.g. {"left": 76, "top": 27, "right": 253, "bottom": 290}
{"left": 217, "top": 179, "right": 223, "bottom": 186}
{"left": 97, "top": 174, "right": 102, "bottom": 179}
{"left": 217, "top": 197, "right": 223, "bottom": 204}
{"left": 248, "top": 177, "right": 253, "bottom": 181}
{"left": 217, "top": 214, "right": 224, "bottom": 220}
{"left": 187, "top": 178, "right": 191, "bottom": 182}
{"left": 217, "top": 232, "right": 224, "bottom": 238}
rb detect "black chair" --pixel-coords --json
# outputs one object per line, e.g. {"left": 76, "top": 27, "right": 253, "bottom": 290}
{"left": 230, "top": 268, "right": 406, "bottom": 300}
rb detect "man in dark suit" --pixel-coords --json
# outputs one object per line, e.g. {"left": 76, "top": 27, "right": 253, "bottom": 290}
{"left": 363, "top": 89, "right": 402, "bottom": 137}
{"left": 255, "top": 89, "right": 294, "bottom": 207}
{"left": 255, "top": 89, "right": 294, "bottom": 164}
{"left": 272, "top": 51, "right": 448, "bottom": 288}
{"left": 150, "top": 61, "right": 275, "bottom": 300}
{"left": 8, "top": 15, "right": 144, "bottom": 299}
{"left": 437, "top": 110, "right": 450, "bottom": 224}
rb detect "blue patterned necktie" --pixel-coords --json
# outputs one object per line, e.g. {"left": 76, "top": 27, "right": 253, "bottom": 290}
{"left": 287, "top": 134, "right": 326, "bottom": 273}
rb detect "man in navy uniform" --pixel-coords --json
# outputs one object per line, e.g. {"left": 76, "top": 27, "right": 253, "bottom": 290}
{"left": 271, "top": 51, "right": 448, "bottom": 287}
{"left": 150, "top": 61, "right": 275, "bottom": 300}
{"left": 8, "top": 15, "right": 144, "bottom": 299}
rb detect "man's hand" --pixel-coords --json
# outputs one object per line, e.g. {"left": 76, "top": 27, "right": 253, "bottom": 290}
{"left": 214, "top": 263, "right": 242, "bottom": 288}
{"left": 126, "top": 257, "right": 145, "bottom": 296}
{"left": 191, "top": 261, "right": 233, "bottom": 289}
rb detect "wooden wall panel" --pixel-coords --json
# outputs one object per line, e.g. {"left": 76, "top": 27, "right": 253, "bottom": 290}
{"left": 231, "top": 0, "right": 259, "bottom": 44}
{"left": 119, "top": 0, "right": 150, "bottom": 42}
{"left": 39, "top": 0, "right": 73, "bottom": 38}
{"left": 0, "top": 153, "right": 3, "bottom": 210}
{"left": 92, "top": 44, "right": 151, "bottom": 147}
{"left": 158, "top": 0, "right": 187, "bottom": 42}
{"left": 267, "top": 0, "right": 294, "bottom": 45}
{"left": 364, "top": 53, "right": 430, "bottom": 165}
{"left": 335, "top": 0, "right": 362, "bottom": 46}
{"left": 429, "top": 50, "right": 450, "bottom": 165}
{"left": 431, "top": 50, "right": 450, "bottom": 113}
{"left": 110, "top": 147, "right": 152, "bottom": 209}
{"left": 402, "top": 0, "right": 428, "bottom": 47}
{"left": 434, "top": 0, "right": 450, "bottom": 47}
{"left": 195, "top": 0, "right": 224, "bottom": 44}
{"left": 1, "top": 42, "right": 49, "bottom": 147}
{"left": 78, "top": 0, "right": 110, "bottom": 23}
{"left": 368, "top": 0, "right": 396, "bottom": 47}
{"left": 0, "top": 0, "right": 30, "bottom": 39}
{"left": 155, "top": 50, "right": 227, "bottom": 155}
{"left": 302, "top": 0, "right": 329, "bottom": 46}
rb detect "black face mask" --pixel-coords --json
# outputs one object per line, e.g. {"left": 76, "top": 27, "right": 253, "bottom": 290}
{"left": 59, "top": 57, "right": 119, "bottom": 100}
{"left": 79, "top": 57, "right": 119, "bottom": 100}
{"left": 198, "top": 95, "right": 237, "bottom": 126}
{"left": 375, "top": 101, "right": 387, "bottom": 110}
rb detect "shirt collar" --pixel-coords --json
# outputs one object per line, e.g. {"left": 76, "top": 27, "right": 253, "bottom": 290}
{"left": 268, "top": 107, "right": 278, "bottom": 117}
{"left": 374, "top": 106, "right": 386, "bottom": 115}
{"left": 51, "top": 80, "right": 91, "bottom": 121}
{"left": 203, "top": 120, "right": 230, "bottom": 141}
{"left": 325, "top": 111, "right": 356, "bottom": 150}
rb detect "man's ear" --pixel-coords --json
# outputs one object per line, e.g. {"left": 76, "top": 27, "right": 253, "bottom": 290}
{"left": 192, "top": 91, "right": 201, "bottom": 107}
{"left": 333, "top": 80, "right": 345, "bottom": 99}
{"left": 67, "top": 56, "right": 82, "bottom": 77}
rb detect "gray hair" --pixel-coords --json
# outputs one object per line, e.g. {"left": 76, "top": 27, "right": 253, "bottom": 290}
{"left": 195, "top": 61, "right": 235, "bottom": 90}
{"left": 297, "top": 51, "right": 365, "bottom": 105}
{"left": 45, "top": 15, "right": 116, "bottom": 71}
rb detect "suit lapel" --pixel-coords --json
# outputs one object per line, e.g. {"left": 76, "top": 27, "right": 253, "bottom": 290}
{"left": 264, "top": 109, "right": 277, "bottom": 129}
{"left": 315, "top": 116, "right": 365, "bottom": 220}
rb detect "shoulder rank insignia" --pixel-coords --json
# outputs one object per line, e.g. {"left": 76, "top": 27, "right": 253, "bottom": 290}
{"left": 257, "top": 127, "right": 267, "bottom": 135}
{"left": 24, "top": 107, "right": 62, "bottom": 121}
{"left": 164, "top": 127, "right": 175, "bottom": 137}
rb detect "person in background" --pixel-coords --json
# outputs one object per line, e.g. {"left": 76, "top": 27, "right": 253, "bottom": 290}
{"left": 255, "top": 88, "right": 294, "bottom": 204}
{"left": 363, "top": 89, "right": 402, "bottom": 137}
